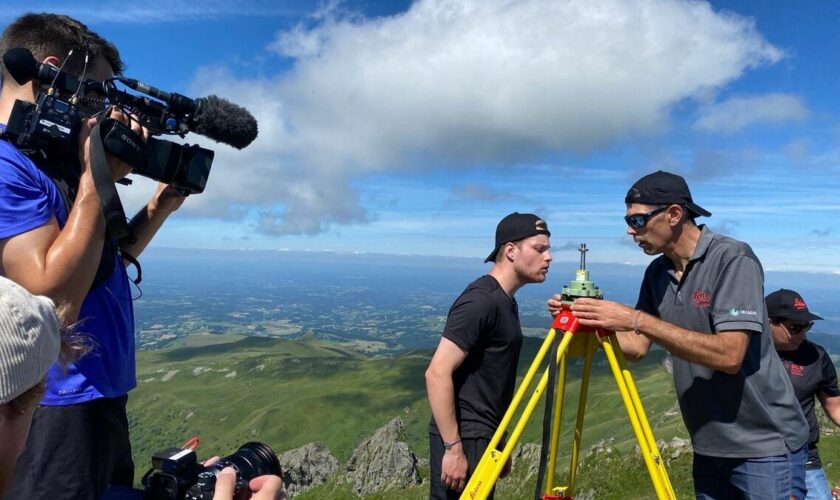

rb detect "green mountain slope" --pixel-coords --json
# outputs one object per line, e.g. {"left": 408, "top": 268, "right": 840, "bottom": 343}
{"left": 128, "top": 334, "right": 840, "bottom": 498}
{"left": 130, "top": 335, "right": 431, "bottom": 466}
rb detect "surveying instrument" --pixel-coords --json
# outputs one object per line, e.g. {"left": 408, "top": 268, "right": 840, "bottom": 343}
{"left": 461, "top": 244, "right": 675, "bottom": 500}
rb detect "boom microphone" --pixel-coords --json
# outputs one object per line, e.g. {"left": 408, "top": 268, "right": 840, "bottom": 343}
{"left": 2, "top": 47, "right": 79, "bottom": 92}
{"left": 191, "top": 95, "right": 258, "bottom": 150}
{"left": 119, "top": 77, "right": 258, "bottom": 149}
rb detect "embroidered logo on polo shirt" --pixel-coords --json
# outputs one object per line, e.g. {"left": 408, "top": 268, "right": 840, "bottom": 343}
{"left": 729, "top": 308, "right": 757, "bottom": 317}
{"left": 793, "top": 298, "right": 807, "bottom": 310}
{"left": 692, "top": 289, "right": 711, "bottom": 308}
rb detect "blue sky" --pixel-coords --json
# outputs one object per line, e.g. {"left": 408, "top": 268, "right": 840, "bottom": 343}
{"left": 2, "top": 0, "right": 838, "bottom": 273}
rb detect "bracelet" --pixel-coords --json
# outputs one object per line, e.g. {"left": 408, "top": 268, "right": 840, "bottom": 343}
{"left": 443, "top": 439, "right": 462, "bottom": 450}
{"left": 633, "top": 310, "right": 643, "bottom": 335}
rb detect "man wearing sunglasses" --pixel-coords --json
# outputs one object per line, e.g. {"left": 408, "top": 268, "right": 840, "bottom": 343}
{"left": 768, "top": 289, "right": 840, "bottom": 500}
{"left": 548, "top": 170, "right": 808, "bottom": 499}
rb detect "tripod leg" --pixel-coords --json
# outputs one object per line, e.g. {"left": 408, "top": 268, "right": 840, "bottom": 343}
{"left": 544, "top": 345, "right": 567, "bottom": 495}
{"left": 462, "top": 329, "right": 576, "bottom": 500}
{"left": 600, "top": 334, "right": 676, "bottom": 500}
{"left": 566, "top": 332, "right": 598, "bottom": 496}
{"left": 492, "top": 328, "right": 559, "bottom": 452}
{"left": 610, "top": 336, "right": 677, "bottom": 500}
{"left": 535, "top": 333, "right": 562, "bottom": 499}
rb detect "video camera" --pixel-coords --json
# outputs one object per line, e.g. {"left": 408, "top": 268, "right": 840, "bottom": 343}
{"left": 141, "top": 441, "right": 282, "bottom": 500}
{"left": 1, "top": 47, "right": 258, "bottom": 194}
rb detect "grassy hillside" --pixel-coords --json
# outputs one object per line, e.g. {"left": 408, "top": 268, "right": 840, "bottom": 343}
{"left": 128, "top": 334, "right": 840, "bottom": 498}
{"left": 129, "top": 335, "right": 431, "bottom": 466}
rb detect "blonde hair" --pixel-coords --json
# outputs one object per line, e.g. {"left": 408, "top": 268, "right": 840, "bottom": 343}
{"left": 54, "top": 301, "right": 91, "bottom": 365}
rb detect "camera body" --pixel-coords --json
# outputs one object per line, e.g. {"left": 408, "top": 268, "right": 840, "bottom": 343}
{"left": 4, "top": 92, "right": 214, "bottom": 194}
{"left": 5, "top": 92, "right": 81, "bottom": 156}
{"left": 142, "top": 442, "right": 282, "bottom": 500}
{"left": 1, "top": 51, "right": 216, "bottom": 194}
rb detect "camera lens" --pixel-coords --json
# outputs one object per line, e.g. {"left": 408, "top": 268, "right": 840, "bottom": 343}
{"left": 211, "top": 442, "right": 282, "bottom": 481}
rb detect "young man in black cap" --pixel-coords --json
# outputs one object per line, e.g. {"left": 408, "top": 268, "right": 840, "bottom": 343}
{"left": 549, "top": 171, "right": 809, "bottom": 499}
{"left": 426, "top": 212, "right": 552, "bottom": 499}
{"left": 768, "top": 289, "right": 840, "bottom": 500}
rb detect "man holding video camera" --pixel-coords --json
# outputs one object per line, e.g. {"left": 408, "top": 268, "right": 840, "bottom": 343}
{"left": 0, "top": 13, "right": 187, "bottom": 499}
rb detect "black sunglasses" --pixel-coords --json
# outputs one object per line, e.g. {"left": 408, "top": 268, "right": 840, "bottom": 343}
{"left": 787, "top": 322, "right": 814, "bottom": 335}
{"left": 624, "top": 206, "right": 667, "bottom": 229}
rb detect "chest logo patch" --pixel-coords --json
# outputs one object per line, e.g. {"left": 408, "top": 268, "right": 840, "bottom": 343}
{"left": 692, "top": 289, "right": 711, "bottom": 308}
{"left": 790, "top": 363, "right": 804, "bottom": 377}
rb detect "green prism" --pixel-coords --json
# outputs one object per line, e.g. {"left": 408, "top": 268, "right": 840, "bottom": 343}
{"left": 561, "top": 243, "right": 604, "bottom": 302}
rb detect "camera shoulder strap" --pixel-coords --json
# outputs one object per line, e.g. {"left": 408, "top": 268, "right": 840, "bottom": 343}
{"left": 89, "top": 120, "right": 134, "bottom": 243}
{"left": 89, "top": 120, "right": 143, "bottom": 285}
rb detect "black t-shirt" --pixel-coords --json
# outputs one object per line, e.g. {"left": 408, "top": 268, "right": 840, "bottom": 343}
{"left": 429, "top": 275, "right": 523, "bottom": 439}
{"left": 777, "top": 340, "right": 840, "bottom": 468}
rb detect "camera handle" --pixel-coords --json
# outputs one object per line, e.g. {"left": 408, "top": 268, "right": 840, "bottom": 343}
{"left": 98, "top": 118, "right": 149, "bottom": 171}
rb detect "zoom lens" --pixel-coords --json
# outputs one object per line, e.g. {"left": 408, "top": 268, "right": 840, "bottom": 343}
{"left": 211, "top": 442, "right": 282, "bottom": 481}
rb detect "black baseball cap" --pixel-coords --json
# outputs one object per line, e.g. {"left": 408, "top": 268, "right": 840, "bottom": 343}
{"left": 765, "top": 289, "right": 823, "bottom": 322}
{"left": 625, "top": 171, "right": 711, "bottom": 218}
{"left": 485, "top": 212, "right": 550, "bottom": 263}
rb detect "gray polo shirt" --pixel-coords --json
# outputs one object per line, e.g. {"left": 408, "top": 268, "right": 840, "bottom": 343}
{"left": 636, "top": 226, "right": 807, "bottom": 458}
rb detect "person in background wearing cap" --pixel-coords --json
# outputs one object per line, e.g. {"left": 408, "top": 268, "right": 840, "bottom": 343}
{"left": 0, "top": 276, "right": 61, "bottom": 496}
{"left": 549, "top": 170, "right": 808, "bottom": 499}
{"left": 425, "top": 212, "right": 552, "bottom": 499}
{"left": 767, "top": 289, "right": 840, "bottom": 500}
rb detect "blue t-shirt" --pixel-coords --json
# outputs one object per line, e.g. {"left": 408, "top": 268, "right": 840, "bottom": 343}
{"left": 0, "top": 135, "right": 136, "bottom": 405}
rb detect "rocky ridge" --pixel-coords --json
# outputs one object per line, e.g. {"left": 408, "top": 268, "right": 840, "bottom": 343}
{"left": 279, "top": 417, "right": 421, "bottom": 497}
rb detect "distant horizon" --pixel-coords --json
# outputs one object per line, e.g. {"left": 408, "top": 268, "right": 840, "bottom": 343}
{"left": 145, "top": 245, "right": 840, "bottom": 276}
{"left": 135, "top": 246, "right": 840, "bottom": 353}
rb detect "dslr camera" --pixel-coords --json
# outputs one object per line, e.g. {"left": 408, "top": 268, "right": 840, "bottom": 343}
{"left": 142, "top": 442, "right": 282, "bottom": 500}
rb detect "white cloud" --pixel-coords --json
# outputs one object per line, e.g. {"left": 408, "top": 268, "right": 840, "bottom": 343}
{"left": 648, "top": 147, "right": 761, "bottom": 182}
{"left": 783, "top": 138, "right": 812, "bottom": 166}
{"left": 708, "top": 218, "right": 740, "bottom": 237}
{"left": 694, "top": 93, "right": 808, "bottom": 133}
{"left": 184, "top": 0, "right": 782, "bottom": 234}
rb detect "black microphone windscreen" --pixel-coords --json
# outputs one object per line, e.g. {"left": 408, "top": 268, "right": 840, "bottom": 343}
{"left": 192, "top": 95, "right": 258, "bottom": 149}
{"left": 3, "top": 47, "right": 38, "bottom": 85}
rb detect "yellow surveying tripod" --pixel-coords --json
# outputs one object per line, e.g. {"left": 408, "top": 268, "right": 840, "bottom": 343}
{"left": 461, "top": 244, "right": 675, "bottom": 500}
